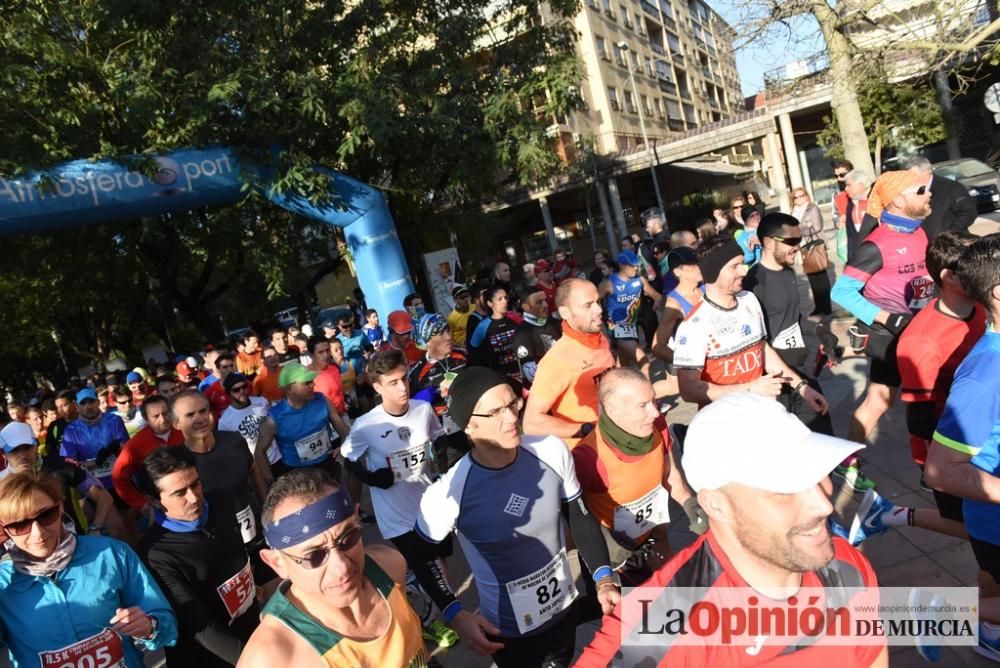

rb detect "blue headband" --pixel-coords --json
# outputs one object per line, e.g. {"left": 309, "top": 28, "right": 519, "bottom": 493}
{"left": 263, "top": 488, "right": 355, "bottom": 548}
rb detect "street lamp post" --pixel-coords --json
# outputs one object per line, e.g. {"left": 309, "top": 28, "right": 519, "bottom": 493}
{"left": 618, "top": 41, "right": 665, "bottom": 213}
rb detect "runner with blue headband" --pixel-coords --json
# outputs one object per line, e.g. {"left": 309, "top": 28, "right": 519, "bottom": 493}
{"left": 239, "top": 468, "right": 431, "bottom": 668}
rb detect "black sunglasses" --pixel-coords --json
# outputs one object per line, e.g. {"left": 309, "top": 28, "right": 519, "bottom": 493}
{"left": 282, "top": 525, "right": 363, "bottom": 569}
{"left": 768, "top": 235, "right": 802, "bottom": 246}
{"left": 2, "top": 505, "right": 62, "bottom": 536}
{"left": 835, "top": 172, "right": 848, "bottom": 178}
{"left": 910, "top": 185, "right": 928, "bottom": 195}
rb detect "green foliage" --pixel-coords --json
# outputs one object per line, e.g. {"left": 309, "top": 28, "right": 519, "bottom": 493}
{"left": 817, "top": 65, "right": 947, "bottom": 161}
{"left": 0, "top": 0, "right": 583, "bottom": 385}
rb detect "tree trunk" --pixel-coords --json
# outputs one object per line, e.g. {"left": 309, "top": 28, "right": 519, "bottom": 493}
{"left": 817, "top": 15, "right": 876, "bottom": 176}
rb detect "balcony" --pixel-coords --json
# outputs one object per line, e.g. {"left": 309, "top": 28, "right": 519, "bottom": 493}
{"left": 668, "top": 118, "right": 685, "bottom": 131}
{"left": 650, "top": 42, "right": 665, "bottom": 55}
{"left": 658, "top": 80, "right": 677, "bottom": 94}
{"left": 671, "top": 50, "right": 684, "bottom": 62}
{"left": 678, "top": 87, "right": 690, "bottom": 99}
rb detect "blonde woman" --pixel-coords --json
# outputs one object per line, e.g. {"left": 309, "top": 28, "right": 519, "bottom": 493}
{"left": 791, "top": 188, "right": 833, "bottom": 316}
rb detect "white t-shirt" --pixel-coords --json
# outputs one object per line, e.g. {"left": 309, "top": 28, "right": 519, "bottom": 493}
{"left": 218, "top": 397, "right": 280, "bottom": 464}
{"left": 341, "top": 399, "right": 444, "bottom": 539}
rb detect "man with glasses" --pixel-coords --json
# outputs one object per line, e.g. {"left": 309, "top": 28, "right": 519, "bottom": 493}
{"left": 831, "top": 159, "right": 854, "bottom": 230}
{"left": 674, "top": 236, "right": 829, "bottom": 418}
{"left": 238, "top": 469, "right": 429, "bottom": 668}
{"left": 270, "top": 363, "right": 349, "bottom": 478}
{"left": 61, "top": 387, "right": 130, "bottom": 495}
{"left": 334, "top": 312, "right": 372, "bottom": 375}
{"left": 341, "top": 350, "right": 459, "bottom": 648}
{"left": 831, "top": 170, "right": 934, "bottom": 490}
{"left": 744, "top": 213, "right": 835, "bottom": 435}
{"left": 112, "top": 387, "right": 146, "bottom": 437}
{"left": 219, "top": 373, "right": 279, "bottom": 482}
{"left": 405, "top": 367, "right": 621, "bottom": 667}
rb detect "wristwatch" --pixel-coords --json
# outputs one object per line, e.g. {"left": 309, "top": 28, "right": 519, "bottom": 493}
{"left": 596, "top": 571, "right": 622, "bottom": 590}
{"left": 141, "top": 615, "right": 159, "bottom": 640}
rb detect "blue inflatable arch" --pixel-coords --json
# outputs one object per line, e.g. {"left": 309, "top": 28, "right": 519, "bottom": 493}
{"left": 0, "top": 146, "right": 414, "bottom": 323}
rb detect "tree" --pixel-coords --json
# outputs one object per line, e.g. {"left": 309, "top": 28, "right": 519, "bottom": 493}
{"left": 730, "top": 0, "right": 1000, "bottom": 175}
{"left": 816, "top": 65, "right": 947, "bottom": 173}
{"left": 0, "top": 0, "right": 584, "bottom": 381}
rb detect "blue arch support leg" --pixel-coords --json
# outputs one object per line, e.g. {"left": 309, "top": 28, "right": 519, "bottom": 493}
{"left": 0, "top": 146, "right": 414, "bottom": 323}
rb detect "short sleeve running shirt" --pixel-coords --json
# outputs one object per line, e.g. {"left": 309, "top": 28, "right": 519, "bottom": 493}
{"left": 341, "top": 400, "right": 444, "bottom": 539}
{"left": 415, "top": 436, "right": 581, "bottom": 637}
{"left": 271, "top": 393, "right": 338, "bottom": 467}
{"left": 218, "top": 397, "right": 280, "bottom": 465}
{"left": 673, "top": 292, "right": 767, "bottom": 397}
{"left": 934, "top": 327, "right": 1000, "bottom": 545}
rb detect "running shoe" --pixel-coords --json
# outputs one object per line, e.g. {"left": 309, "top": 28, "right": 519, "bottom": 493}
{"left": 909, "top": 587, "right": 943, "bottom": 662}
{"left": 848, "top": 489, "right": 899, "bottom": 546}
{"left": 423, "top": 619, "right": 459, "bottom": 648}
{"left": 976, "top": 622, "right": 1000, "bottom": 662}
{"left": 834, "top": 463, "right": 876, "bottom": 492}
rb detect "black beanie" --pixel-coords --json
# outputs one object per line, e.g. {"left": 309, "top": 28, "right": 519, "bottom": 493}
{"left": 446, "top": 367, "right": 512, "bottom": 429}
{"left": 698, "top": 240, "right": 744, "bottom": 284}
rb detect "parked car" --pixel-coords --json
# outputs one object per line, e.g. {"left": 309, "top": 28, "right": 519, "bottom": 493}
{"left": 933, "top": 158, "right": 1000, "bottom": 213}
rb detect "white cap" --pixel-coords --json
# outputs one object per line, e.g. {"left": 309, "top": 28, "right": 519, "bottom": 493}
{"left": 682, "top": 393, "right": 863, "bottom": 494}
{"left": 301, "top": 324, "right": 314, "bottom": 337}
{"left": 185, "top": 356, "right": 198, "bottom": 368}
{"left": 0, "top": 422, "right": 37, "bottom": 453}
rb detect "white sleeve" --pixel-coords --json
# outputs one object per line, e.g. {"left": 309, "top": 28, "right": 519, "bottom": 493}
{"left": 340, "top": 418, "right": 369, "bottom": 464}
{"left": 415, "top": 461, "right": 467, "bottom": 543}
{"left": 672, "top": 317, "right": 707, "bottom": 370}
{"left": 529, "top": 437, "right": 581, "bottom": 502}
{"left": 424, "top": 403, "right": 446, "bottom": 442}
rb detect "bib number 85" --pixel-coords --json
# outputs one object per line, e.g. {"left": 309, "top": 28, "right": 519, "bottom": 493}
{"left": 634, "top": 502, "right": 655, "bottom": 524}
{"left": 536, "top": 577, "right": 562, "bottom": 605}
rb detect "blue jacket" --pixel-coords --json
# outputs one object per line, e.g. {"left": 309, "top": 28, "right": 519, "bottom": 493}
{"left": 0, "top": 536, "right": 177, "bottom": 667}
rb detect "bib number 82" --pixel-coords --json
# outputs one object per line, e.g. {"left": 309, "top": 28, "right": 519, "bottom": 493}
{"left": 536, "top": 577, "right": 562, "bottom": 605}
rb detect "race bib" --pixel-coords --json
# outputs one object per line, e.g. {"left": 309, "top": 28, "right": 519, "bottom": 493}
{"left": 293, "top": 429, "right": 331, "bottom": 462}
{"left": 217, "top": 559, "right": 255, "bottom": 621}
{"left": 772, "top": 322, "right": 805, "bottom": 351}
{"left": 613, "top": 323, "right": 638, "bottom": 340}
{"left": 613, "top": 486, "right": 670, "bottom": 540}
{"left": 387, "top": 443, "right": 430, "bottom": 481}
{"left": 908, "top": 276, "right": 935, "bottom": 312}
{"left": 39, "top": 628, "right": 126, "bottom": 668}
{"left": 506, "top": 548, "right": 578, "bottom": 634}
{"left": 84, "top": 456, "right": 116, "bottom": 480}
{"left": 236, "top": 504, "right": 257, "bottom": 543}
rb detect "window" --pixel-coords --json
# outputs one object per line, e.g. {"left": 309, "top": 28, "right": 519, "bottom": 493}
{"left": 624, "top": 90, "right": 637, "bottom": 113}
{"left": 607, "top": 86, "right": 620, "bottom": 110}
{"left": 596, "top": 36, "right": 609, "bottom": 59}
{"left": 603, "top": 0, "right": 612, "bottom": 10}
{"left": 631, "top": 51, "right": 640, "bottom": 67}
{"left": 641, "top": 94, "right": 652, "bottom": 115}
{"left": 683, "top": 102, "right": 696, "bottom": 123}
{"left": 654, "top": 97, "right": 664, "bottom": 116}
{"left": 620, "top": 5, "right": 631, "bottom": 24}
{"left": 667, "top": 32, "right": 681, "bottom": 54}
{"left": 613, "top": 43, "right": 626, "bottom": 65}
{"left": 665, "top": 98, "right": 682, "bottom": 118}
{"left": 659, "top": 0, "right": 674, "bottom": 20}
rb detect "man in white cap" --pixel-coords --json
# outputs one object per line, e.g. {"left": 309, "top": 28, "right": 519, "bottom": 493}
{"left": 577, "top": 393, "right": 887, "bottom": 667}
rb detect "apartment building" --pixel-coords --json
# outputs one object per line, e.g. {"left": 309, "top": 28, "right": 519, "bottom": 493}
{"left": 547, "top": 0, "right": 744, "bottom": 157}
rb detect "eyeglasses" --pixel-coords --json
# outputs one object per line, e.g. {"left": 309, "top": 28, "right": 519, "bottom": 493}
{"left": 115, "top": 400, "right": 130, "bottom": 406}
{"left": 835, "top": 172, "right": 849, "bottom": 178}
{"left": 282, "top": 526, "right": 363, "bottom": 569}
{"left": 471, "top": 396, "right": 523, "bottom": 420}
{"left": 793, "top": 193, "right": 807, "bottom": 200}
{"left": 769, "top": 235, "right": 802, "bottom": 246}
{"left": 2, "top": 505, "right": 62, "bottom": 536}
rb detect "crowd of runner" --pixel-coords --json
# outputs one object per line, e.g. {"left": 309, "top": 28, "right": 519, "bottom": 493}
{"left": 1, "top": 158, "right": 999, "bottom": 667}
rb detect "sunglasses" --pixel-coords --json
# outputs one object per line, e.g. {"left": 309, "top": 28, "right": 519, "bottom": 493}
{"left": 768, "top": 235, "right": 802, "bottom": 246}
{"left": 2, "top": 505, "right": 62, "bottom": 536}
{"left": 835, "top": 172, "right": 848, "bottom": 178}
{"left": 282, "top": 525, "right": 363, "bottom": 569}
{"left": 230, "top": 384, "right": 248, "bottom": 393}
{"left": 905, "top": 185, "right": 929, "bottom": 195}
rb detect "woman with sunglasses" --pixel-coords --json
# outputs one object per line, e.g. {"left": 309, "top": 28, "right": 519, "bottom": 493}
{"left": 0, "top": 471, "right": 176, "bottom": 667}
{"left": 239, "top": 468, "right": 429, "bottom": 668}
{"left": 791, "top": 188, "right": 834, "bottom": 316}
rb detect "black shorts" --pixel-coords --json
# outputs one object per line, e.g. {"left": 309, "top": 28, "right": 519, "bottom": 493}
{"left": 970, "top": 536, "right": 1000, "bottom": 582}
{"left": 868, "top": 337, "right": 901, "bottom": 387}
{"left": 932, "top": 489, "right": 964, "bottom": 523}
{"left": 487, "top": 603, "right": 579, "bottom": 668}
{"left": 389, "top": 530, "right": 454, "bottom": 560}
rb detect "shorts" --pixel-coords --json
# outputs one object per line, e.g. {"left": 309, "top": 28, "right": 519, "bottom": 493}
{"left": 868, "top": 337, "right": 901, "bottom": 387}
{"left": 932, "top": 489, "right": 964, "bottom": 523}
{"left": 389, "top": 530, "right": 454, "bottom": 560}
{"left": 970, "top": 536, "right": 1000, "bottom": 583}
{"left": 487, "top": 602, "right": 578, "bottom": 668}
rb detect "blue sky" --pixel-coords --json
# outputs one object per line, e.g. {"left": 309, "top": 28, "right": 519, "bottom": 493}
{"left": 709, "top": 0, "right": 825, "bottom": 96}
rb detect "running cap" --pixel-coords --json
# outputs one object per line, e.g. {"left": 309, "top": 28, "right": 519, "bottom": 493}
{"left": 534, "top": 259, "right": 552, "bottom": 274}
{"left": 452, "top": 284, "right": 471, "bottom": 300}
{"left": 415, "top": 313, "right": 449, "bottom": 350}
{"left": 697, "top": 239, "right": 743, "bottom": 284}
{"left": 278, "top": 362, "right": 318, "bottom": 388}
{"left": 175, "top": 360, "right": 195, "bottom": 379}
{"left": 75, "top": 388, "right": 98, "bottom": 403}
{"left": 263, "top": 487, "right": 355, "bottom": 548}
{"left": 683, "top": 393, "right": 863, "bottom": 494}
{"left": 222, "top": 373, "right": 249, "bottom": 393}
{"left": 446, "top": 366, "right": 513, "bottom": 430}
{"left": 387, "top": 310, "right": 414, "bottom": 334}
{"left": 125, "top": 371, "right": 143, "bottom": 384}
{"left": 666, "top": 246, "right": 698, "bottom": 273}
{"left": 0, "top": 422, "right": 36, "bottom": 453}
{"left": 617, "top": 250, "right": 641, "bottom": 266}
